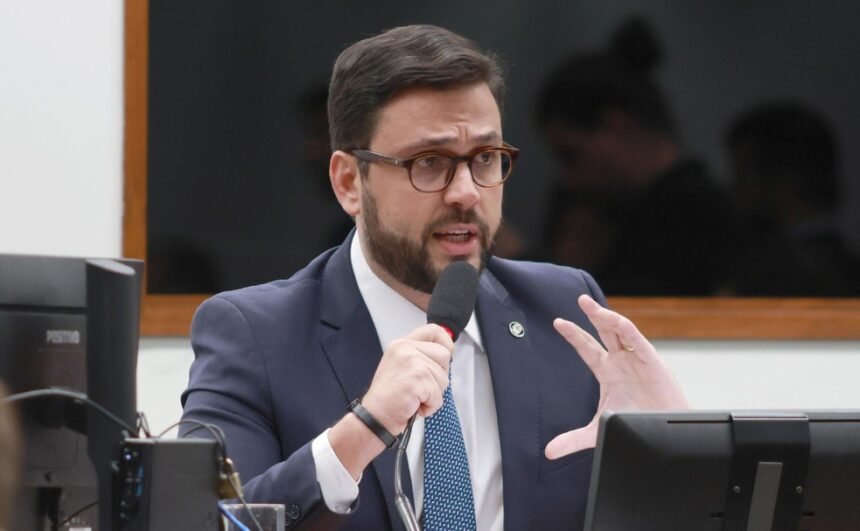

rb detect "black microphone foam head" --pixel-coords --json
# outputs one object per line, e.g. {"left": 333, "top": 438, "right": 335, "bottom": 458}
{"left": 426, "top": 261, "right": 479, "bottom": 341}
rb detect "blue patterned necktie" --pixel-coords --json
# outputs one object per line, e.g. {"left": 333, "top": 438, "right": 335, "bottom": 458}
{"left": 423, "top": 379, "right": 477, "bottom": 531}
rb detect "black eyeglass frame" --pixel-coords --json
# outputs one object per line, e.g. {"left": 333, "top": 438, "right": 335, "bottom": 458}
{"left": 347, "top": 143, "right": 520, "bottom": 193}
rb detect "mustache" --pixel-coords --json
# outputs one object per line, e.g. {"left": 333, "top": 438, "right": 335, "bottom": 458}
{"left": 425, "top": 210, "right": 488, "bottom": 233}
{"left": 423, "top": 210, "right": 492, "bottom": 248}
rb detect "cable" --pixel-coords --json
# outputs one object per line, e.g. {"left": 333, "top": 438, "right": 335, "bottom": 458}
{"left": 157, "top": 419, "right": 228, "bottom": 462}
{"left": 228, "top": 472, "right": 264, "bottom": 531}
{"left": 136, "top": 411, "right": 152, "bottom": 438}
{"left": 178, "top": 421, "right": 227, "bottom": 450}
{"left": 158, "top": 419, "right": 245, "bottom": 504}
{"left": 2, "top": 388, "right": 137, "bottom": 435}
{"left": 57, "top": 500, "right": 98, "bottom": 528}
{"left": 394, "top": 414, "right": 421, "bottom": 531}
{"left": 160, "top": 418, "right": 254, "bottom": 525}
{"left": 218, "top": 501, "right": 251, "bottom": 531}
{"left": 395, "top": 415, "right": 414, "bottom": 497}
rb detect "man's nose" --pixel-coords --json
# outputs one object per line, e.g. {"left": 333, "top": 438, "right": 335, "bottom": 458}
{"left": 442, "top": 162, "right": 480, "bottom": 210}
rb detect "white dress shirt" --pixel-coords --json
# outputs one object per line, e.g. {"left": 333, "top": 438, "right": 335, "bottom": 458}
{"left": 311, "top": 233, "right": 504, "bottom": 530}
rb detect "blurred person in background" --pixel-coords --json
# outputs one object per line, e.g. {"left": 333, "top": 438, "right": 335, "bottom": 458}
{"left": 724, "top": 101, "right": 860, "bottom": 296}
{"left": 536, "top": 16, "right": 732, "bottom": 295}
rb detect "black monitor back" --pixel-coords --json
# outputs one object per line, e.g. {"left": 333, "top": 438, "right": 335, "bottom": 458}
{"left": 86, "top": 258, "right": 142, "bottom": 530}
{"left": 0, "top": 254, "right": 142, "bottom": 530}
{"left": 585, "top": 410, "right": 860, "bottom": 531}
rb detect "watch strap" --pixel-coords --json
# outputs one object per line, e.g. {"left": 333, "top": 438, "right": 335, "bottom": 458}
{"left": 349, "top": 399, "right": 398, "bottom": 449}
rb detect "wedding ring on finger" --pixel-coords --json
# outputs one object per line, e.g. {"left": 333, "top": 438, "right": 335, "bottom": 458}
{"left": 622, "top": 344, "right": 635, "bottom": 352}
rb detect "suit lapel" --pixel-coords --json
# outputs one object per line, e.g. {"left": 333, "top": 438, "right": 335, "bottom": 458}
{"left": 476, "top": 268, "right": 539, "bottom": 531}
{"left": 319, "top": 233, "right": 413, "bottom": 531}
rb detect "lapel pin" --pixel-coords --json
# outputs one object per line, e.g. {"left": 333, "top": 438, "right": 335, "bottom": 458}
{"left": 508, "top": 321, "right": 525, "bottom": 338}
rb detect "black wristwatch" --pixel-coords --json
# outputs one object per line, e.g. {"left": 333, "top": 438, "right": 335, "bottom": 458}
{"left": 348, "top": 399, "right": 399, "bottom": 449}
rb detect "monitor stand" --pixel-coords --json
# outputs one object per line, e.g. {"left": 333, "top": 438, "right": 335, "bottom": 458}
{"left": 723, "top": 412, "right": 810, "bottom": 531}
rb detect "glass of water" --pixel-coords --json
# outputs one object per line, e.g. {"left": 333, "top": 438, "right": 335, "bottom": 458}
{"left": 221, "top": 503, "right": 285, "bottom": 531}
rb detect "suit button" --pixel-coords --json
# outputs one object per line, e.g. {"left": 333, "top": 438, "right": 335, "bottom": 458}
{"left": 284, "top": 504, "right": 301, "bottom": 528}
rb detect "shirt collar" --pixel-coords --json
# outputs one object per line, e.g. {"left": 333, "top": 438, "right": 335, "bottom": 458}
{"left": 350, "top": 231, "right": 483, "bottom": 351}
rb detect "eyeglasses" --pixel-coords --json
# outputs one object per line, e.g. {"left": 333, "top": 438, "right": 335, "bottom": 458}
{"left": 348, "top": 143, "right": 519, "bottom": 193}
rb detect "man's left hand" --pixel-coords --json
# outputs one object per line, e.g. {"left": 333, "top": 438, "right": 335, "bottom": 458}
{"left": 545, "top": 294, "right": 689, "bottom": 459}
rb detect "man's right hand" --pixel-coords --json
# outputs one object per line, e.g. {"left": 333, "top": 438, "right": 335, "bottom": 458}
{"left": 361, "top": 324, "right": 455, "bottom": 436}
{"left": 327, "top": 324, "right": 454, "bottom": 480}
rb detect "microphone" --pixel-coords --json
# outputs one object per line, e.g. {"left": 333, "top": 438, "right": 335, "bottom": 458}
{"left": 395, "top": 260, "right": 479, "bottom": 531}
{"left": 426, "top": 260, "right": 480, "bottom": 341}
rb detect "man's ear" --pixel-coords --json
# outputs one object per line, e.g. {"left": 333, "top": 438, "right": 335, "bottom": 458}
{"left": 330, "top": 150, "right": 362, "bottom": 217}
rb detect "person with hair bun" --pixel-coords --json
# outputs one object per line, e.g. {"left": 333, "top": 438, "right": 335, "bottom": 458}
{"left": 537, "top": 16, "right": 733, "bottom": 295}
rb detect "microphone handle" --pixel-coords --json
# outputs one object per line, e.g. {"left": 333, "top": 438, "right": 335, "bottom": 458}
{"left": 396, "top": 494, "right": 421, "bottom": 531}
{"left": 395, "top": 316, "right": 458, "bottom": 530}
{"left": 395, "top": 414, "right": 421, "bottom": 531}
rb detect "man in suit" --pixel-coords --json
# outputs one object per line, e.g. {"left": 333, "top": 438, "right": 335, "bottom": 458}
{"left": 181, "top": 25, "right": 686, "bottom": 530}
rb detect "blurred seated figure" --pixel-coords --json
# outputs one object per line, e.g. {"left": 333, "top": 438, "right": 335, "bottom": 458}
{"left": 536, "top": 17, "right": 732, "bottom": 295}
{"left": 724, "top": 102, "right": 860, "bottom": 296}
{"left": 298, "top": 82, "right": 356, "bottom": 250}
{"left": 0, "top": 382, "right": 21, "bottom": 530}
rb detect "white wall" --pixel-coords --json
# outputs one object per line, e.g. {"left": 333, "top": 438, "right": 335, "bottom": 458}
{"left": 0, "top": 0, "right": 124, "bottom": 257}
{"left": 1, "top": 2, "right": 858, "bottom": 434}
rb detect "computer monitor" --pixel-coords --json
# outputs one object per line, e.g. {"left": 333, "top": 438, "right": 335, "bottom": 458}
{"left": 585, "top": 410, "right": 860, "bottom": 531}
{"left": 0, "top": 253, "right": 142, "bottom": 530}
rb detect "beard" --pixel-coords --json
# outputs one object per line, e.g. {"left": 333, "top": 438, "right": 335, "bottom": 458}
{"left": 362, "top": 189, "right": 494, "bottom": 294}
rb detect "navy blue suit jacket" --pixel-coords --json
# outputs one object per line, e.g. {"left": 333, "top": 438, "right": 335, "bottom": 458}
{"left": 181, "top": 234, "right": 604, "bottom": 530}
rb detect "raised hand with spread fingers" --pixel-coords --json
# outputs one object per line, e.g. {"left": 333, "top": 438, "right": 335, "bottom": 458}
{"left": 545, "top": 294, "right": 689, "bottom": 459}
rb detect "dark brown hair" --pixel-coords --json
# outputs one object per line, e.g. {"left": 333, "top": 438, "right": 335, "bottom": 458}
{"left": 536, "top": 16, "right": 677, "bottom": 140}
{"left": 328, "top": 25, "right": 506, "bottom": 152}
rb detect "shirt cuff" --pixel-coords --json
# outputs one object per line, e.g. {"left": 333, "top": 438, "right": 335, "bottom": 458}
{"left": 311, "top": 428, "right": 360, "bottom": 514}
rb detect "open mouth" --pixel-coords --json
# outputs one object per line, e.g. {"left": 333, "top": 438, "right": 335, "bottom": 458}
{"left": 433, "top": 229, "right": 476, "bottom": 243}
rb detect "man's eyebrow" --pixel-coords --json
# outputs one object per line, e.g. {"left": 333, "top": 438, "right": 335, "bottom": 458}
{"left": 399, "top": 131, "right": 502, "bottom": 154}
